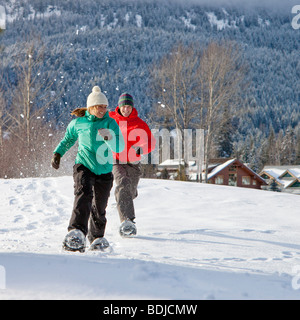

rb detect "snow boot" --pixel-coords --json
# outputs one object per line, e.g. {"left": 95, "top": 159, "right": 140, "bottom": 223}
{"left": 89, "top": 237, "right": 110, "bottom": 251}
{"left": 119, "top": 220, "right": 137, "bottom": 237}
{"left": 63, "top": 229, "right": 86, "bottom": 253}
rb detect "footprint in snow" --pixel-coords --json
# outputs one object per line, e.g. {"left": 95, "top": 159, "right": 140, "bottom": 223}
{"left": 282, "top": 251, "right": 294, "bottom": 258}
{"left": 42, "top": 180, "right": 53, "bottom": 188}
{"left": 26, "top": 222, "right": 38, "bottom": 230}
{"left": 13, "top": 215, "right": 24, "bottom": 223}
{"left": 252, "top": 257, "right": 268, "bottom": 261}
{"left": 21, "top": 204, "right": 34, "bottom": 213}
{"left": 42, "top": 191, "right": 52, "bottom": 202}
{"left": 15, "top": 185, "right": 23, "bottom": 194}
{"left": 9, "top": 198, "right": 18, "bottom": 205}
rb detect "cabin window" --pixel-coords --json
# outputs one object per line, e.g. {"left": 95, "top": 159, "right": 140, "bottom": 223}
{"left": 291, "top": 181, "right": 300, "bottom": 188}
{"left": 215, "top": 175, "right": 224, "bottom": 185}
{"left": 282, "top": 172, "right": 293, "bottom": 178}
{"left": 281, "top": 172, "right": 294, "bottom": 180}
{"left": 228, "top": 174, "right": 237, "bottom": 186}
{"left": 242, "top": 176, "right": 251, "bottom": 185}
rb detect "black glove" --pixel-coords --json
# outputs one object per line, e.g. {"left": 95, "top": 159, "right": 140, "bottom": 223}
{"left": 98, "top": 129, "right": 112, "bottom": 141}
{"left": 132, "top": 146, "right": 142, "bottom": 156}
{"left": 51, "top": 153, "right": 61, "bottom": 170}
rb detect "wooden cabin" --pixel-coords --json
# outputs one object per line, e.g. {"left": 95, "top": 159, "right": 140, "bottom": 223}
{"left": 259, "top": 166, "right": 300, "bottom": 194}
{"left": 158, "top": 158, "right": 267, "bottom": 189}
{"left": 204, "top": 158, "right": 267, "bottom": 189}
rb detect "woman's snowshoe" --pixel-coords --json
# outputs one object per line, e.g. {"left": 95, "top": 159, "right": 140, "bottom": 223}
{"left": 62, "top": 229, "right": 86, "bottom": 253}
{"left": 89, "top": 237, "right": 110, "bottom": 251}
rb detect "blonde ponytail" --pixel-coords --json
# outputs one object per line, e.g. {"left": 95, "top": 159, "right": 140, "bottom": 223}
{"left": 71, "top": 107, "right": 87, "bottom": 117}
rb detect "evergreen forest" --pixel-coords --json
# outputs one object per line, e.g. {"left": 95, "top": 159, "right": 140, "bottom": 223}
{"left": 0, "top": 0, "right": 299, "bottom": 178}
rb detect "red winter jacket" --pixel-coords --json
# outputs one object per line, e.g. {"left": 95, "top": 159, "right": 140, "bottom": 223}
{"left": 109, "top": 107, "right": 156, "bottom": 163}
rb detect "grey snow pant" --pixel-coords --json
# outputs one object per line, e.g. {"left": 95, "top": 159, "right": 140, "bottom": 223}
{"left": 69, "top": 164, "right": 113, "bottom": 243}
{"left": 112, "top": 163, "right": 142, "bottom": 223}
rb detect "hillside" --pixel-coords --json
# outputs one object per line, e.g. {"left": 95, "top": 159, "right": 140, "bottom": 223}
{"left": 0, "top": 0, "right": 299, "bottom": 180}
{"left": 0, "top": 0, "right": 299, "bottom": 132}
{"left": 1, "top": 176, "right": 300, "bottom": 299}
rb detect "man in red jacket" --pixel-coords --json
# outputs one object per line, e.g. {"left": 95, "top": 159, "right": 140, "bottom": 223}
{"left": 109, "top": 93, "right": 156, "bottom": 237}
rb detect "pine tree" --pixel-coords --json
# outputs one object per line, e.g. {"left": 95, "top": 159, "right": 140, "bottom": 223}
{"left": 216, "top": 107, "right": 234, "bottom": 158}
{"left": 281, "top": 127, "right": 296, "bottom": 165}
{"left": 262, "top": 125, "right": 276, "bottom": 165}
{"left": 295, "top": 128, "right": 300, "bottom": 164}
{"left": 269, "top": 179, "right": 280, "bottom": 192}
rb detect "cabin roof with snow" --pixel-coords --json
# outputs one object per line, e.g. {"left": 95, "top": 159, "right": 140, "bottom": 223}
{"left": 259, "top": 165, "right": 300, "bottom": 190}
{"left": 206, "top": 158, "right": 267, "bottom": 185}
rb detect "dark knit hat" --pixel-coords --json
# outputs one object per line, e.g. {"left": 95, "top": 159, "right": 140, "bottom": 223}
{"left": 118, "top": 92, "right": 134, "bottom": 108}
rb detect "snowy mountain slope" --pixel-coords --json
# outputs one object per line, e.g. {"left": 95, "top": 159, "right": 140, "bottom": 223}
{"left": 1, "top": 176, "right": 300, "bottom": 299}
{"left": 1, "top": 0, "right": 299, "bottom": 133}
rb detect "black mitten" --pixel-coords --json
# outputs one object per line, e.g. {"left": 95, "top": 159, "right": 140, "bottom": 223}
{"left": 51, "top": 153, "right": 61, "bottom": 170}
{"left": 132, "top": 146, "right": 142, "bottom": 156}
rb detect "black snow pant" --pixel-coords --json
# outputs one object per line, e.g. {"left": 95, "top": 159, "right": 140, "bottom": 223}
{"left": 68, "top": 164, "right": 113, "bottom": 243}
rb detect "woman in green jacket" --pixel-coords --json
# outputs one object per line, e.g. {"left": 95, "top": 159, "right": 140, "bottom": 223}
{"left": 51, "top": 86, "right": 124, "bottom": 252}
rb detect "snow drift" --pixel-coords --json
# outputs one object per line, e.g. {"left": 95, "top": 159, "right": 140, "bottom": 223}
{"left": 0, "top": 176, "right": 300, "bottom": 300}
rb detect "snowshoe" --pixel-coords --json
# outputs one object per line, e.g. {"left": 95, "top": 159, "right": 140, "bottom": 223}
{"left": 119, "top": 220, "right": 137, "bottom": 237}
{"left": 89, "top": 237, "right": 110, "bottom": 251}
{"left": 62, "top": 229, "right": 86, "bottom": 253}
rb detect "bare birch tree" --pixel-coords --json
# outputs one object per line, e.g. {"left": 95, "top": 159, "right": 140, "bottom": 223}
{"left": 0, "top": 38, "right": 64, "bottom": 177}
{"left": 150, "top": 43, "right": 200, "bottom": 177}
{"left": 0, "top": 89, "right": 5, "bottom": 155}
{"left": 6, "top": 40, "right": 59, "bottom": 148}
{"left": 199, "top": 41, "right": 246, "bottom": 182}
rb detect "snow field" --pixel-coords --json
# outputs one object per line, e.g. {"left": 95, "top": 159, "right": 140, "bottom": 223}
{"left": 0, "top": 176, "right": 300, "bottom": 299}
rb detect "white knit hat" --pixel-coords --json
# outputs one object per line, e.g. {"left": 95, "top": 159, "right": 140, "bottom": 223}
{"left": 86, "top": 86, "right": 108, "bottom": 108}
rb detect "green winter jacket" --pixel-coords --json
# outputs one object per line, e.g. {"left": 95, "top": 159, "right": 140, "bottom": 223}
{"left": 54, "top": 111, "right": 125, "bottom": 175}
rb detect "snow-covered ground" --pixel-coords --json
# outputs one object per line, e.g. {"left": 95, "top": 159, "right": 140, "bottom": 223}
{"left": 1, "top": 176, "right": 300, "bottom": 300}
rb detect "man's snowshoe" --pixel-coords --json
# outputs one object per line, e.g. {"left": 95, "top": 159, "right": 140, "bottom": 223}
{"left": 89, "top": 237, "right": 110, "bottom": 251}
{"left": 119, "top": 220, "right": 137, "bottom": 237}
{"left": 62, "top": 229, "right": 86, "bottom": 253}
